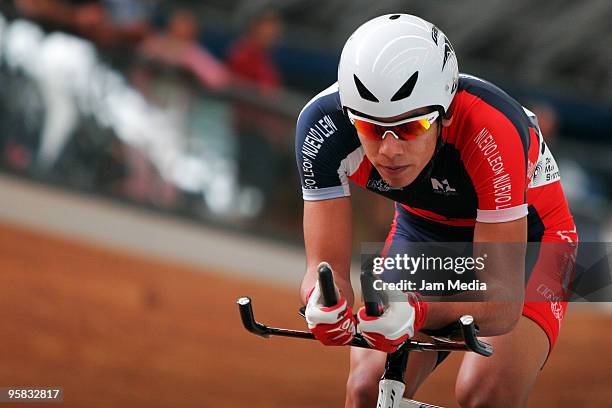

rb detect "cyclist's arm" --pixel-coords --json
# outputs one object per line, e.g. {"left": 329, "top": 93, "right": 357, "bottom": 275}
{"left": 423, "top": 216, "right": 526, "bottom": 336}
{"left": 425, "top": 96, "right": 533, "bottom": 336}
{"left": 300, "top": 197, "right": 354, "bottom": 307}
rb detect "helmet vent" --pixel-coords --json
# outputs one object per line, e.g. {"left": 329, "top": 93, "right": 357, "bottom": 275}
{"left": 353, "top": 75, "right": 379, "bottom": 103}
{"left": 442, "top": 37, "right": 455, "bottom": 71}
{"left": 390, "top": 71, "right": 419, "bottom": 102}
{"left": 389, "top": 14, "right": 401, "bottom": 20}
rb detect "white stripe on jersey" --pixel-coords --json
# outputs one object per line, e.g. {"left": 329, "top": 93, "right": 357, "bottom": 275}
{"left": 477, "top": 204, "right": 528, "bottom": 223}
{"left": 337, "top": 146, "right": 366, "bottom": 196}
{"left": 301, "top": 146, "right": 365, "bottom": 201}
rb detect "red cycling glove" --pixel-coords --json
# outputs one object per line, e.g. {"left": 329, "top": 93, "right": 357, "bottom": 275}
{"left": 305, "top": 283, "right": 356, "bottom": 346}
{"left": 356, "top": 292, "right": 428, "bottom": 353}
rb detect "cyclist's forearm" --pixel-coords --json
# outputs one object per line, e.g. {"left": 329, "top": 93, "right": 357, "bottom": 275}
{"left": 423, "top": 298, "right": 522, "bottom": 336}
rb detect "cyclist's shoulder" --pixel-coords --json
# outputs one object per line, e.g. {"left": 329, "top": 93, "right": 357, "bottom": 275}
{"left": 454, "top": 74, "right": 531, "bottom": 123}
{"left": 296, "top": 82, "right": 358, "bottom": 153}
{"left": 457, "top": 73, "right": 506, "bottom": 93}
{"left": 295, "top": 83, "right": 363, "bottom": 197}
{"left": 450, "top": 73, "right": 534, "bottom": 143}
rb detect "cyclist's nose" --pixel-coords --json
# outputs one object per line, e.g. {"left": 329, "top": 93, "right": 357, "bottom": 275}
{"left": 378, "top": 132, "right": 404, "bottom": 159}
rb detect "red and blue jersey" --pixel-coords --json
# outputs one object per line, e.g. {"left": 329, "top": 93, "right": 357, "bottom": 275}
{"left": 296, "top": 74, "right": 578, "bottom": 349}
{"left": 295, "top": 74, "right": 574, "bottom": 239}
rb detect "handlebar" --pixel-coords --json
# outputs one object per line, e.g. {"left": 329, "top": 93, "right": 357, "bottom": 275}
{"left": 236, "top": 296, "right": 492, "bottom": 356}
{"left": 317, "top": 262, "right": 337, "bottom": 307}
{"left": 459, "top": 315, "right": 494, "bottom": 356}
{"left": 238, "top": 260, "right": 492, "bottom": 356}
{"left": 238, "top": 296, "right": 371, "bottom": 348}
{"left": 361, "top": 267, "right": 383, "bottom": 317}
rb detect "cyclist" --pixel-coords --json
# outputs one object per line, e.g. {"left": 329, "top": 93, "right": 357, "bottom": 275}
{"left": 296, "top": 14, "right": 577, "bottom": 407}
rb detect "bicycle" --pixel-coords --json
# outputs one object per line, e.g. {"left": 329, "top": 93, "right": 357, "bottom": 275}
{"left": 236, "top": 264, "right": 493, "bottom": 408}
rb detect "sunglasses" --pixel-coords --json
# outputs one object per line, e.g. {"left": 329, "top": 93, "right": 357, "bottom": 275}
{"left": 347, "top": 110, "right": 439, "bottom": 141}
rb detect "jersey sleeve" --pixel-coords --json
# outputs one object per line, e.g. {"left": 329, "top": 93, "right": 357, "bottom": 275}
{"left": 458, "top": 98, "right": 532, "bottom": 223}
{"left": 295, "top": 87, "right": 361, "bottom": 201}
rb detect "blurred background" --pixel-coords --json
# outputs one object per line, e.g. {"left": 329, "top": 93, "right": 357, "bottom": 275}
{"left": 0, "top": 1, "right": 611, "bottom": 407}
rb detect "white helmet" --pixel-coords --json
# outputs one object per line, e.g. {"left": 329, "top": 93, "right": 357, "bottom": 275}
{"left": 338, "top": 14, "right": 459, "bottom": 118}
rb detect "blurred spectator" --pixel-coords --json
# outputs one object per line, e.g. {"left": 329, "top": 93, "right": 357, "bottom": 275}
{"left": 225, "top": 9, "right": 285, "bottom": 137}
{"left": 226, "top": 10, "right": 283, "bottom": 94}
{"left": 139, "top": 8, "right": 230, "bottom": 91}
{"left": 224, "top": 10, "right": 288, "bottom": 214}
{"left": 15, "top": 0, "right": 154, "bottom": 49}
{"left": 531, "top": 103, "right": 559, "bottom": 145}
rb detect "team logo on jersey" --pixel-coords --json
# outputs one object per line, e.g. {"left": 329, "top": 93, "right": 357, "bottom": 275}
{"left": 367, "top": 178, "right": 401, "bottom": 192}
{"left": 534, "top": 162, "right": 543, "bottom": 180}
{"left": 431, "top": 177, "right": 457, "bottom": 195}
{"left": 528, "top": 145, "right": 560, "bottom": 188}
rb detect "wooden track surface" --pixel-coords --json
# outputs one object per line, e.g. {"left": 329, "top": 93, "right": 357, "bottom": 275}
{"left": 0, "top": 222, "right": 610, "bottom": 407}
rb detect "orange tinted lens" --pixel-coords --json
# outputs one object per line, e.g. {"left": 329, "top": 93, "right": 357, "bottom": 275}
{"left": 395, "top": 119, "right": 430, "bottom": 139}
{"left": 353, "top": 118, "right": 430, "bottom": 141}
{"left": 353, "top": 119, "right": 382, "bottom": 140}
